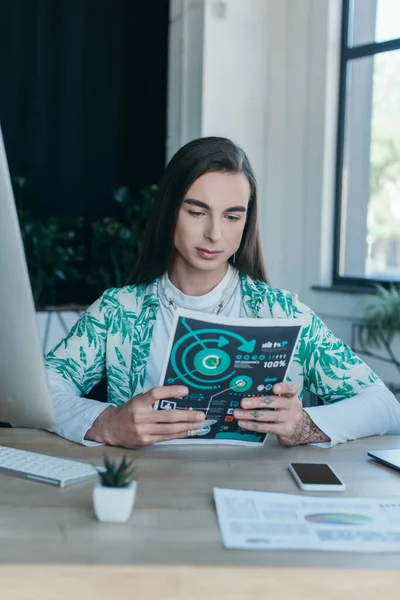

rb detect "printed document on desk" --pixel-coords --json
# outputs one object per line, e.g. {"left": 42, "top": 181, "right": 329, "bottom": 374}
{"left": 156, "top": 308, "right": 303, "bottom": 446}
{"left": 214, "top": 488, "right": 400, "bottom": 552}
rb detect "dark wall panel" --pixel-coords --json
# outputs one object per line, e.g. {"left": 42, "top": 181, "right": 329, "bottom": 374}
{"left": 0, "top": 0, "right": 169, "bottom": 218}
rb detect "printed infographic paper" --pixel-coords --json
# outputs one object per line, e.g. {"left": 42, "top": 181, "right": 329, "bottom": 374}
{"left": 214, "top": 488, "right": 400, "bottom": 551}
{"left": 156, "top": 309, "right": 303, "bottom": 445}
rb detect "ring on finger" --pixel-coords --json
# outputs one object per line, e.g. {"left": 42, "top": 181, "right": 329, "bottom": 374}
{"left": 187, "top": 430, "right": 197, "bottom": 437}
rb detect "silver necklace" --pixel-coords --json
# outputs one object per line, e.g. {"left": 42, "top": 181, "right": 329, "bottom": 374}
{"left": 160, "top": 266, "right": 239, "bottom": 315}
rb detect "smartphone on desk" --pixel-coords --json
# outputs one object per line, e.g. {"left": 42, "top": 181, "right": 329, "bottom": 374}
{"left": 289, "top": 463, "right": 346, "bottom": 492}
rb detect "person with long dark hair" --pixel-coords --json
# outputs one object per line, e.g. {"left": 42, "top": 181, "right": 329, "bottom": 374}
{"left": 45, "top": 137, "right": 400, "bottom": 448}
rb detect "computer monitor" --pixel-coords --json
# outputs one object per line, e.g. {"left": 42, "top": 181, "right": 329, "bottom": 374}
{"left": 0, "top": 125, "right": 54, "bottom": 428}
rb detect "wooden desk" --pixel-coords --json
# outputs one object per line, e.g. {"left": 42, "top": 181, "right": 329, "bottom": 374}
{"left": 1, "top": 429, "right": 400, "bottom": 599}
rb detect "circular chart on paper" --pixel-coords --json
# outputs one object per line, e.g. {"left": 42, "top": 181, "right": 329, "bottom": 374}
{"left": 193, "top": 348, "right": 231, "bottom": 376}
{"left": 229, "top": 375, "right": 253, "bottom": 392}
{"left": 304, "top": 513, "right": 372, "bottom": 526}
{"left": 169, "top": 324, "right": 256, "bottom": 390}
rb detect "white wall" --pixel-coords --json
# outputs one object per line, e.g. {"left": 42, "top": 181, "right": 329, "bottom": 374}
{"left": 36, "top": 310, "right": 83, "bottom": 355}
{"left": 167, "top": 0, "right": 400, "bottom": 386}
{"left": 167, "top": 0, "right": 205, "bottom": 159}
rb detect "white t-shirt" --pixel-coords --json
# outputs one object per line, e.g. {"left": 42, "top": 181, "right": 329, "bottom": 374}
{"left": 143, "top": 268, "right": 242, "bottom": 392}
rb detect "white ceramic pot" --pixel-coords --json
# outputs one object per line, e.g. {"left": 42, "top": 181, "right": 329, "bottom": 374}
{"left": 93, "top": 481, "right": 137, "bottom": 523}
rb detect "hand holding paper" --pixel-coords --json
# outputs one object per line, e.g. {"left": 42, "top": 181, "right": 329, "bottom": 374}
{"left": 233, "top": 381, "right": 303, "bottom": 439}
{"left": 155, "top": 308, "right": 304, "bottom": 445}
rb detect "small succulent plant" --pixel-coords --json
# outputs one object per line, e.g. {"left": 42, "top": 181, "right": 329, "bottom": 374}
{"left": 97, "top": 455, "right": 136, "bottom": 488}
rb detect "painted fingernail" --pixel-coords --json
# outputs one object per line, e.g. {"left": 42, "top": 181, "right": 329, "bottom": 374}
{"left": 241, "top": 399, "right": 251, "bottom": 408}
{"left": 196, "top": 412, "right": 206, "bottom": 421}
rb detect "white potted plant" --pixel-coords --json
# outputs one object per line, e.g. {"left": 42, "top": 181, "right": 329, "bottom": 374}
{"left": 93, "top": 455, "right": 137, "bottom": 523}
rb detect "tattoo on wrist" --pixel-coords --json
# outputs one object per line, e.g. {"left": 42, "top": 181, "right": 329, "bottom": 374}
{"left": 279, "top": 410, "right": 330, "bottom": 446}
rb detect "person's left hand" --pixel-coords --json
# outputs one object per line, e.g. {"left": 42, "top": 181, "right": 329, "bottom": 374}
{"left": 233, "top": 381, "right": 303, "bottom": 444}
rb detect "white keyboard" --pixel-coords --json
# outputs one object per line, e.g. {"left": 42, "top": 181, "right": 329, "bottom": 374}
{"left": 0, "top": 446, "right": 103, "bottom": 487}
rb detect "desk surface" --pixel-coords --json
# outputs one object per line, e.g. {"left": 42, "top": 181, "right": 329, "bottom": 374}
{"left": 2, "top": 429, "right": 400, "bottom": 598}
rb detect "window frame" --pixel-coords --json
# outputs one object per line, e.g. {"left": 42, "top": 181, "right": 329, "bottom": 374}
{"left": 333, "top": 0, "right": 400, "bottom": 288}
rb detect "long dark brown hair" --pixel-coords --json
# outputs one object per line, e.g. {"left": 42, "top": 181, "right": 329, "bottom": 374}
{"left": 130, "top": 136, "right": 268, "bottom": 285}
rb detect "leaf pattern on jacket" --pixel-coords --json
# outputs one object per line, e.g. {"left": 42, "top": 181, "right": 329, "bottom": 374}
{"left": 45, "top": 274, "right": 378, "bottom": 407}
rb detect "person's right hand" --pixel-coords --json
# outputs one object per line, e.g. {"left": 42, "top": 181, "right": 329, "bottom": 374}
{"left": 85, "top": 385, "right": 206, "bottom": 448}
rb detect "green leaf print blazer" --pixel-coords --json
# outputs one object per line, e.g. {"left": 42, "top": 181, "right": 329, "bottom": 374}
{"left": 45, "top": 273, "right": 377, "bottom": 407}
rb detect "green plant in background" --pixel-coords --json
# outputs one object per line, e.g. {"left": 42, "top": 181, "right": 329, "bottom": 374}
{"left": 97, "top": 455, "right": 136, "bottom": 488}
{"left": 13, "top": 177, "right": 85, "bottom": 308}
{"left": 13, "top": 178, "right": 157, "bottom": 307}
{"left": 359, "top": 284, "right": 400, "bottom": 376}
{"left": 89, "top": 184, "right": 157, "bottom": 293}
